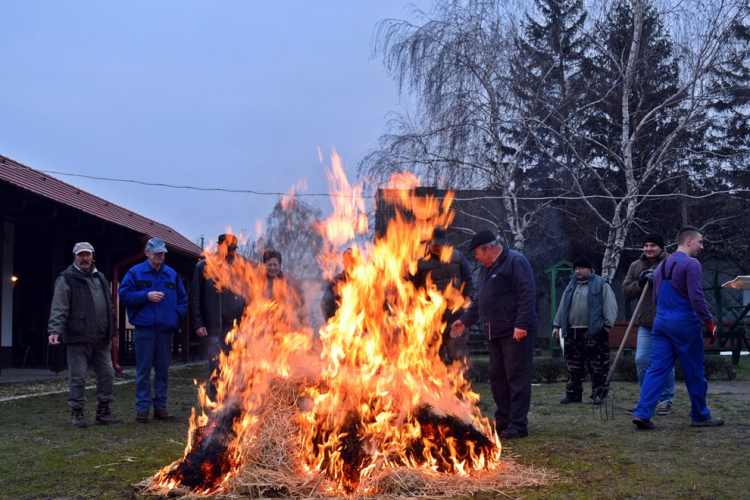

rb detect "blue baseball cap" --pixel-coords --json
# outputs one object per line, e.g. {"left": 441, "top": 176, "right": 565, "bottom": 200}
{"left": 146, "top": 237, "right": 168, "bottom": 253}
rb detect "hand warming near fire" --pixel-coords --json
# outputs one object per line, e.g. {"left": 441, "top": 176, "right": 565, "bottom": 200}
{"left": 451, "top": 229, "right": 538, "bottom": 440}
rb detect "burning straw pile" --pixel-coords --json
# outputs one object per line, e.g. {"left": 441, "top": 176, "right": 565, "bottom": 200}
{"left": 144, "top": 158, "right": 554, "bottom": 498}
{"left": 146, "top": 376, "right": 552, "bottom": 499}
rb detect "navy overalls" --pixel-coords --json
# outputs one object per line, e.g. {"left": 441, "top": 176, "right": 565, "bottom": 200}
{"left": 633, "top": 254, "right": 712, "bottom": 422}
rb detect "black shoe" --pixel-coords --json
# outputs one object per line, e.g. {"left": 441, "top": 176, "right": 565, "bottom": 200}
{"left": 71, "top": 409, "right": 87, "bottom": 428}
{"left": 500, "top": 428, "right": 528, "bottom": 439}
{"left": 135, "top": 411, "right": 149, "bottom": 423}
{"left": 690, "top": 417, "right": 724, "bottom": 427}
{"left": 632, "top": 417, "right": 655, "bottom": 430}
{"left": 624, "top": 407, "right": 635, "bottom": 415}
{"left": 560, "top": 396, "right": 582, "bottom": 404}
{"left": 592, "top": 397, "right": 604, "bottom": 405}
{"left": 95, "top": 405, "right": 123, "bottom": 425}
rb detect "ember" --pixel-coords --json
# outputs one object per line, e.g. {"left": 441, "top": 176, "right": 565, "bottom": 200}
{"left": 148, "top": 153, "right": 507, "bottom": 497}
{"left": 155, "top": 403, "right": 241, "bottom": 491}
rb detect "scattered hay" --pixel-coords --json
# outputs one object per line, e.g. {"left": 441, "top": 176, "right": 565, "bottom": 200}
{"left": 143, "top": 377, "right": 555, "bottom": 499}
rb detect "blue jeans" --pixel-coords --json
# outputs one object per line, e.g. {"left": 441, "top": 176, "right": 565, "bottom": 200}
{"left": 134, "top": 328, "right": 173, "bottom": 413}
{"left": 635, "top": 326, "right": 674, "bottom": 404}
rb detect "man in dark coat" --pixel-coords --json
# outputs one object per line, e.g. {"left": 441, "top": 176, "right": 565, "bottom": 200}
{"left": 191, "top": 233, "right": 246, "bottom": 401}
{"left": 450, "top": 230, "right": 537, "bottom": 439}
{"left": 412, "top": 227, "right": 473, "bottom": 368}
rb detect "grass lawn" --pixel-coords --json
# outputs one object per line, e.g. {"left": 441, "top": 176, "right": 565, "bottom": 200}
{"left": 0, "top": 360, "right": 748, "bottom": 500}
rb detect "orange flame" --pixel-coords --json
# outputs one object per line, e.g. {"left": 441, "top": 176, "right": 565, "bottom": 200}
{"left": 151, "top": 151, "right": 500, "bottom": 495}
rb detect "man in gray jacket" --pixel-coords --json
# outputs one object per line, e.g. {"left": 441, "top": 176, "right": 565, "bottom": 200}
{"left": 48, "top": 242, "right": 123, "bottom": 427}
{"left": 553, "top": 256, "right": 618, "bottom": 405}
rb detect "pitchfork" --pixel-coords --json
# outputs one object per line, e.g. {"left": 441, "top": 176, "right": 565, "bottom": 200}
{"left": 594, "top": 281, "right": 650, "bottom": 420}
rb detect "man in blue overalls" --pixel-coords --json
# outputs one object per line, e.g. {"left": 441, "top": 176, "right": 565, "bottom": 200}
{"left": 632, "top": 226, "right": 722, "bottom": 430}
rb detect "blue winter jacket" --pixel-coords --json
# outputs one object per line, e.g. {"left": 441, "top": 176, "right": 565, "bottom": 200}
{"left": 119, "top": 260, "right": 187, "bottom": 333}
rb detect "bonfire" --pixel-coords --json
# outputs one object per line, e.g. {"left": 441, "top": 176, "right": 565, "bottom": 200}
{"left": 146, "top": 153, "right": 550, "bottom": 498}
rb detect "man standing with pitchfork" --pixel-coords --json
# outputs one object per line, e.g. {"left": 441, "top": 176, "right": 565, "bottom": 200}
{"left": 622, "top": 232, "right": 673, "bottom": 415}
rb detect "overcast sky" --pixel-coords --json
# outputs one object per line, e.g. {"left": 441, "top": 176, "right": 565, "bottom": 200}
{"left": 0, "top": 1, "right": 429, "bottom": 248}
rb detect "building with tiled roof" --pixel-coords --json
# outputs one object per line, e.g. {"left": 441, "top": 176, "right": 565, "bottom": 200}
{"left": 0, "top": 154, "right": 203, "bottom": 371}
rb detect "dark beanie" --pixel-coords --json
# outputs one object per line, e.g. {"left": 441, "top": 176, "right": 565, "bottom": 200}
{"left": 573, "top": 255, "right": 592, "bottom": 270}
{"left": 469, "top": 229, "right": 497, "bottom": 251}
{"left": 643, "top": 232, "right": 665, "bottom": 249}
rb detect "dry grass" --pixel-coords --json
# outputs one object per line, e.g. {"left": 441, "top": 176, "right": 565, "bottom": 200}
{"left": 142, "top": 377, "right": 554, "bottom": 499}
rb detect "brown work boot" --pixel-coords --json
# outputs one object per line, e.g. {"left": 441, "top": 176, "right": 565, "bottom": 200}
{"left": 71, "top": 408, "right": 87, "bottom": 428}
{"left": 135, "top": 411, "right": 149, "bottom": 423}
{"left": 153, "top": 408, "right": 175, "bottom": 421}
{"left": 95, "top": 405, "right": 123, "bottom": 425}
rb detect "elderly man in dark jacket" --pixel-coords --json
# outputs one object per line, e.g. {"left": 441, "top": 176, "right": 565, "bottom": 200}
{"left": 450, "top": 230, "right": 537, "bottom": 439}
{"left": 622, "top": 232, "right": 673, "bottom": 415}
{"left": 48, "top": 242, "right": 123, "bottom": 427}
{"left": 191, "top": 233, "right": 246, "bottom": 401}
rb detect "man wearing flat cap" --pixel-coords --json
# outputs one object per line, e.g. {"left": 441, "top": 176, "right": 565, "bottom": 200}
{"left": 552, "top": 256, "right": 617, "bottom": 405}
{"left": 190, "top": 233, "right": 246, "bottom": 401}
{"left": 411, "top": 227, "right": 474, "bottom": 370}
{"left": 48, "top": 242, "right": 123, "bottom": 427}
{"left": 622, "top": 232, "right": 674, "bottom": 415}
{"left": 450, "top": 229, "right": 537, "bottom": 439}
{"left": 119, "top": 237, "right": 187, "bottom": 423}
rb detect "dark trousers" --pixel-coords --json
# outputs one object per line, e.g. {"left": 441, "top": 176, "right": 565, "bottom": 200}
{"left": 488, "top": 331, "right": 535, "bottom": 433}
{"left": 563, "top": 328, "right": 609, "bottom": 400}
{"left": 439, "top": 311, "right": 469, "bottom": 369}
{"left": 206, "top": 326, "right": 233, "bottom": 401}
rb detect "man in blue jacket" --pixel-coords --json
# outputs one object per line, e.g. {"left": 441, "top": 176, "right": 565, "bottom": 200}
{"left": 119, "top": 237, "right": 187, "bottom": 423}
{"left": 450, "top": 230, "right": 538, "bottom": 439}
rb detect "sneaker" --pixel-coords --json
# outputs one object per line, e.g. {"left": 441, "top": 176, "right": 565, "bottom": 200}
{"left": 656, "top": 400, "right": 672, "bottom": 416}
{"left": 690, "top": 417, "right": 724, "bottom": 427}
{"left": 624, "top": 407, "right": 635, "bottom": 414}
{"left": 592, "top": 396, "right": 604, "bottom": 405}
{"left": 71, "top": 409, "right": 87, "bottom": 428}
{"left": 632, "top": 417, "right": 655, "bottom": 430}
{"left": 135, "top": 411, "right": 149, "bottom": 424}
{"left": 560, "top": 396, "right": 582, "bottom": 404}
{"left": 153, "top": 408, "right": 175, "bottom": 421}
{"left": 95, "top": 405, "right": 123, "bottom": 425}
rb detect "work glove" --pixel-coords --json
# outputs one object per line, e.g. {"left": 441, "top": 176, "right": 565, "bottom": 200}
{"left": 705, "top": 320, "right": 718, "bottom": 345}
{"left": 638, "top": 269, "right": 654, "bottom": 287}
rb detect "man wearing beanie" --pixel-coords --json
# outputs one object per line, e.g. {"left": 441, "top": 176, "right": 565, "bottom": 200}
{"left": 450, "top": 229, "right": 537, "bottom": 439}
{"left": 553, "top": 256, "right": 618, "bottom": 405}
{"left": 622, "top": 232, "right": 673, "bottom": 415}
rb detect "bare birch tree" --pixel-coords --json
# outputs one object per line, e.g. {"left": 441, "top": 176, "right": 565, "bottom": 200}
{"left": 525, "top": 0, "right": 750, "bottom": 280}
{"left": 362, "top": 0, "right": 550, "bottom": 251}
{"left": 259, "top": 198, "right": 324, "bottom": 279}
